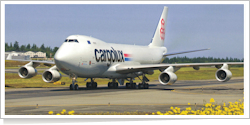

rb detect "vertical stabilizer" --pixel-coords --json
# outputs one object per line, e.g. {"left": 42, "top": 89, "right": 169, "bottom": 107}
{"left": 148, "top": 6, "right": 168, "bottom": 47}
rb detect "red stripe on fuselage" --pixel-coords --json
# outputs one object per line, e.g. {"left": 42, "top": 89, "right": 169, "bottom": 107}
{"left": 124, "top": 54, "right": 131, "bottom": 57}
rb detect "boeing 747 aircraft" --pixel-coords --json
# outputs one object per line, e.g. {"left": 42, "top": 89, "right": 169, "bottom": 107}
{"left": 6, "top": 6, "right": 243, "bottom": 90}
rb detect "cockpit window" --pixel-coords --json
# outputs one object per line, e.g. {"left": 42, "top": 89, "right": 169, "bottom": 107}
{"left": 65, "top": 39, "right": 78, "bottom": 43}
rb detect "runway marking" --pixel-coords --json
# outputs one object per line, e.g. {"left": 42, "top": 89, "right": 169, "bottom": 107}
{"left": 5, "top": 103, "right": 205, "bottom": 108}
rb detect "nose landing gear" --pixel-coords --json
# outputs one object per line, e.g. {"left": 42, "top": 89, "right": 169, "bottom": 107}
{"left": 70, "top": 76, "right": 79, "bottom": 90}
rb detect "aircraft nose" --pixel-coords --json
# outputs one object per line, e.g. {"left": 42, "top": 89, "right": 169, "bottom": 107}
{"left": 54, "top": 49, "right": 67, "bottom": 62}
{"left": 54, "top": 45, "right": 72, "bottom": 69}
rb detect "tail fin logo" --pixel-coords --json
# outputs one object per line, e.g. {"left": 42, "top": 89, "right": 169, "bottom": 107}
{"left": 160, "top": 18, "right": 165, "bottom": 40}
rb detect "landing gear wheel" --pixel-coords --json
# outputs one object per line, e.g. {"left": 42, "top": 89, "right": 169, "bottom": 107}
{"left": 138, "top": 83, "right": 143, "bottom": 89}
{"left": 131, "top": 83, "right": 136, "bottom": 89}
{"left": 108, "top": 82, "right": 112, "bottom": 89}
{"left": 93, "top": 82, "right": 97, "bottom": 89}
{"left": 86, "top": 78, "right": 98, "bottom": 89}
{"left": 74, "top": 84, "right": 79, "bottom": 90}
{"left": 86, "top": 82, "right": 91, "bottom": 89}
{"left": 114, "top": 82, "right": 118, "bottom": 89}
{"left": 108, "top": 79, "right": 119, "bottom": 89}
{"left": 69, "top": 75, "right": 78, "bottom": 90}
{"left": 126, "top": 83, "right": 131, "bottom": 89}
{"left": 70, "top": 84, "right": 74, "bottom": 90}
{"left": 108, "top": 82, "right": 119, "bottom": 89}
{"left": 138, "top": 83, "right": 149, "bottom": 89}
{"left": 144, "top": 83, "right": 149, "bottom": 89}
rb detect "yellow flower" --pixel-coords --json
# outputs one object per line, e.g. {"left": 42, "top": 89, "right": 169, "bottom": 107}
{"left": 61, "top": 109, "right": 66, "bottom": 114}
{"left": 56, "top": 113, "right": 61, "bottom": 115}
{"left": 152, "top": 112, "right": 155, "bottom": 115}
{"left": 180, "top": 111, "right": 187, "bottom": 115}
{"left": 68, "top": 110, "right": 75, "bottom": 115}
{"left": 186, "top": 107, "right": 191, "bottom": 111}
{"left": 170, "top": 106, "right": 173, "bottom": 110}
{"left": 48, "top": 111, "right": 53, "bottom": 115}
{"left": 173, "top": 109, "right": 177, "bottom": 114}
{"left": 210, "top": 98, "right": 215, "bottom": 103}
{"left": 188, "top": 103, "right": 190, "bottom": 105}
{"left": 156, "top": 111, "right": 161, "bottom": 115}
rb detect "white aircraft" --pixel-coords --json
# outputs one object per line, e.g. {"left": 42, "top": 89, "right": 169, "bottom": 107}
{"left": 7, "top": 6, "right": 243, "bottom": 90}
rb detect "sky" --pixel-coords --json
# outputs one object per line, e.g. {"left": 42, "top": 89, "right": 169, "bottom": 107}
{"left": 4, "top": 4, "right": 244, "bottom": 59}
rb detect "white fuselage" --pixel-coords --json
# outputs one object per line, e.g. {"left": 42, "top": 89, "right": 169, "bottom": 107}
{"left": 54, "top": 35, "right": 167, "bottom": 79}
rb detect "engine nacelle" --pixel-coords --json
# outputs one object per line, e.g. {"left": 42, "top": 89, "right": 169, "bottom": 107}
{"left": 215, "top": 68, "right": 232, "bottom": 82}
{"left": 42, "top": 66, "right": 62, "bottom": 83}
{"left": 158, "top": 71, "right": 177, "bottom": 85}
{"left": 18, "top": 66, "right": 37, "bottom": 78}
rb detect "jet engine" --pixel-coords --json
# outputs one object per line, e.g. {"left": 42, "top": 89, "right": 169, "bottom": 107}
{"left": 42, "top": 66, "right": 62, "bottom": 83}
{"left": 18, "top": 66, "right": 37, "bottom": 78}
{"left": 158, "top": 66, "right": 178, "bottom": 85}
{"left": 215, "top": 68, "right": 232, "bottom": 82}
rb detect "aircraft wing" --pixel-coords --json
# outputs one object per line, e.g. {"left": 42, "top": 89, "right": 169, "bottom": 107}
{"left": 6, "top": 59, "right": 55, "bottom": 67}
{"left": 115, "top": 62, "right": 243, "bottom": 74}
{"left": 163, "top": 48, "right": 210, "bottom": 57}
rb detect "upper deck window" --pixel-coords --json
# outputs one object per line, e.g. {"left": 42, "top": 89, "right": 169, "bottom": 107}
{"left": 65, "top": 39, "right": 78, "bottom": 43}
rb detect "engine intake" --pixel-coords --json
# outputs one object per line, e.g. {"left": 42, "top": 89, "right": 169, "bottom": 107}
{"left": 215, "top": 69, "right": 232, "bottom": 82}
{"left": 159, "top": 71, "right": 177, "bottom": 85}
{"left": 42, "top": 66, "right": 62, "bottom": 83}
{"left": 18, "top": 66, "right": 37, "bottom": 78}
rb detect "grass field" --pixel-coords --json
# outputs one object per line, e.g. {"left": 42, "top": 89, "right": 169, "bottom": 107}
{"left": 5, "top": 67, "right": 244, "bottom": 88}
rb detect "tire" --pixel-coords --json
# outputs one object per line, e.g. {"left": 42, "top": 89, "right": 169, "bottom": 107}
{"left": 74, "top": 84, "right": 79, "bottom": 90}
{"left": 138, "top": 83, "right": 143, "bottom": 89}
{"left": 144, "top": 83, "right": 149, "bottom": 89}
{"left": 114, "top": 82, "right": 118, "bottom": 89}
{"left": 70, "top": 84, "right": 73, "bottom": 90}
{"left": 93, "top": 82, "right": 97, "bottom": 89}
{"left": 86, "top": 82, "right": 91, "bottom": 89}
{"left": 126, "top": 83, "right": 130, "bottom": 89}
{"left": 108, "top": 82, "right": 112, "bottom": 89}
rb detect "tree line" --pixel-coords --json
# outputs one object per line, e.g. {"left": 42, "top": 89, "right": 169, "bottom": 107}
{"left": 5, "top": 41, "right": 59, "bottom": 58}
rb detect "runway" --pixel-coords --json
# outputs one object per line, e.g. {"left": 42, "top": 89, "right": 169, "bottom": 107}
{"left": 5, "top": 77, "right": 244, "bottom": 115}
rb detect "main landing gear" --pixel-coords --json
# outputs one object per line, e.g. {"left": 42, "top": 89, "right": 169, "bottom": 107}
{"left": 125, "top": 78, "right": 136, "bottom": 89}
{"left": 108, "top": 79, "right": 118, "bottom": 89}
{"left": 70, "top": 76, "right": 79, "bottom": 90}
{"left": 126, "top": 74, "right": 149, "bottom": 89}
{"left": 86, "top": 78, "right": 97, "bottom": 89}
{"left": 138, "top": 74, "right": 149, "bottom": 89}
